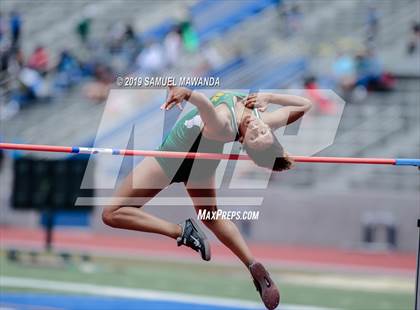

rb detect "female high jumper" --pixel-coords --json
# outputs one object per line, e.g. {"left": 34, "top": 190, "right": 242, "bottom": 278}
{"left": 102, "top": 86, "right": 312, "bottom": 309}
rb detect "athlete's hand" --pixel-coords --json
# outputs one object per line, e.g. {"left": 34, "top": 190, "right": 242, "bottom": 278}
{"left": 161, "top": 86, "right": 192, "bottom": 111}
{"left": 244, "top": 93, "right": 270, "bottom": 112}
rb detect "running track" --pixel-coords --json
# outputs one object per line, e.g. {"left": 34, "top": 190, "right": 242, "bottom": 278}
{"left": 0, "top": 292, "right": 253, "bottom": 310}
{"left": 0, "top": 227, "right": 415, "bottom": 274}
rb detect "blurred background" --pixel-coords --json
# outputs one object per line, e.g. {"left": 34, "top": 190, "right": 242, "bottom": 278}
{"left": 0, "top": 1, "right": 419, "bottom": 309}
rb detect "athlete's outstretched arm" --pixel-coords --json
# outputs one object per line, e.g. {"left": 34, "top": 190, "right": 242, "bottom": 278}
{"left": 245, "top": 93, "right": 312, "bottom": 130}
{"left": 162, "top": 87, "right": 229, "bottom": 133}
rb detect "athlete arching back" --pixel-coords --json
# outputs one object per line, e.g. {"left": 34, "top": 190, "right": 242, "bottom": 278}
{"left": 103, "top": 86, "right": 312, "bottom": 309}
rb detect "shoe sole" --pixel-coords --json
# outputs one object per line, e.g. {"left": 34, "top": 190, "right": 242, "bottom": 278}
{"left": 189, "top": 218, "right": 211, "bottom": 261}
{"left": 250, "top": 262, "right": 280, "bottom": 309}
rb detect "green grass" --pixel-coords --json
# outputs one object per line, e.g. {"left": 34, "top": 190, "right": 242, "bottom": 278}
{"left": 0, "top": 252, "right": 413, "bottom": 310}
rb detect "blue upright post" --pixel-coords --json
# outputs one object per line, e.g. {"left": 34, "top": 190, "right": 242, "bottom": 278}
{"left": 415, "top": 218, "right": 420, "bottom": 310}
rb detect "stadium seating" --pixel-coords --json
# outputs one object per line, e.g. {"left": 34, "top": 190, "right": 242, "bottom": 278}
{"left": 1, "top": 0, "right": 419, "bottom": 194}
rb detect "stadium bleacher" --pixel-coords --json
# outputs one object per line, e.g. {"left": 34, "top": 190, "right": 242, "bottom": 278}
{"left": 1, "top": 0, "right": 419, "bottom": 194}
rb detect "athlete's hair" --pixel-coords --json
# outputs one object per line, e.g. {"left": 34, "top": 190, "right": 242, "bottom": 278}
{"left": 243, "top": 131, "right": 293, "bottom": 171}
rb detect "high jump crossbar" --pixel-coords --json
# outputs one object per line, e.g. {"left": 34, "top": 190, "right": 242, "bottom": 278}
{"left": 0, "top": 143, "right": 419, "bottom": 166}
{"left": 1, "top": 142, "right": 419, "bottom": 309}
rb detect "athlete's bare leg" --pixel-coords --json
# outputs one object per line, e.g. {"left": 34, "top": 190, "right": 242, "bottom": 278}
{"left": 102, "top": 157, "right": 181, "bottom": 239}
{"left": 186, "top": 177, "right": 280, "bottom": 309}
{"left": 185, "top": 176, "right": 255, "bottom": 266}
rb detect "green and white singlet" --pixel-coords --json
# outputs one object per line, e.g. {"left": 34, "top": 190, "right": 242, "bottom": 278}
{"left": 156, "top": 91, "right": 246, "bottom": 183}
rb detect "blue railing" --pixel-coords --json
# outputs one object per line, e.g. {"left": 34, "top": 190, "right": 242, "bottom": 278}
{"left": 142, "top": 0, "right": 279, "bottom": 42}
{"left": 194, "top": 0, "right": 279, "bottom": 42}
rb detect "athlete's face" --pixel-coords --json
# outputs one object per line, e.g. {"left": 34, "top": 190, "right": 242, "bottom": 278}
{"left": 240, "top": 115, "right": 273, "bottom": 150}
